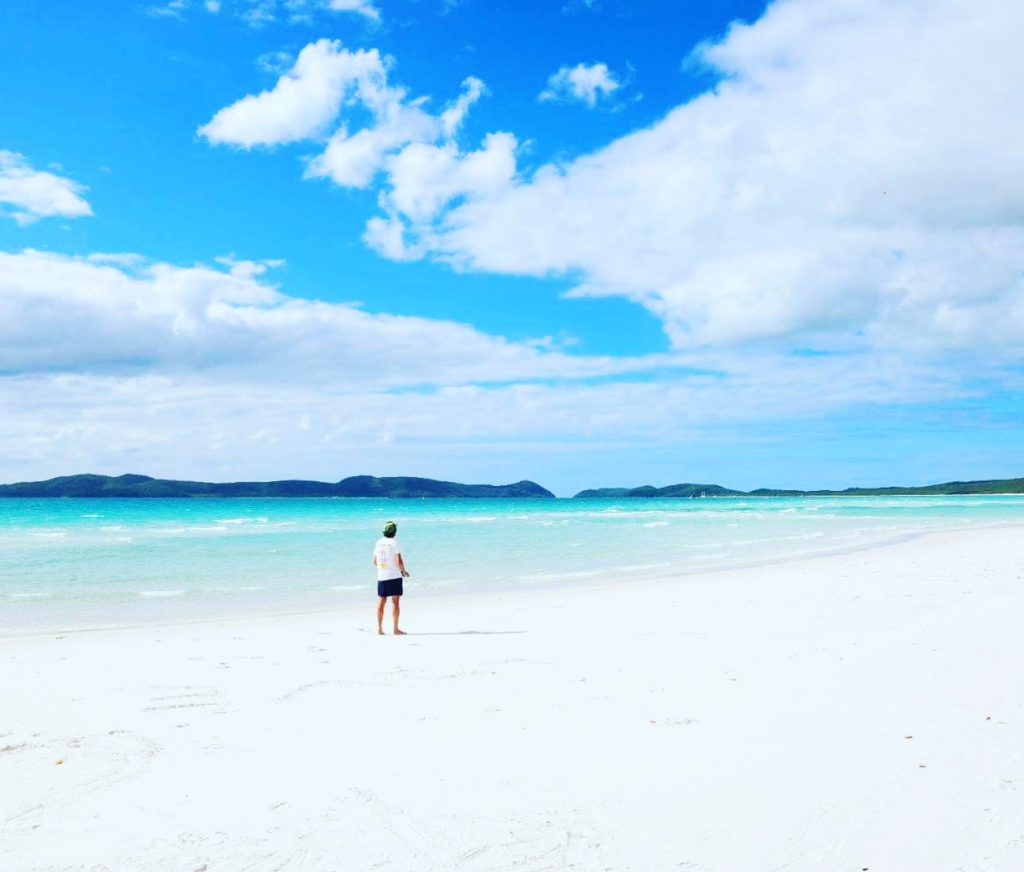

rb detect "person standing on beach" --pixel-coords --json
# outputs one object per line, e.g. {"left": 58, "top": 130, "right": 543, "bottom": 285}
{"left": 373, "top": 521, "right": 409, "bottom": 636}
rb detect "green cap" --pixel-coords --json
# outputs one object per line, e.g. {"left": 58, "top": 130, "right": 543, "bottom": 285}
{"left": 383, "top": 521, "right": 397, "bottom": 537}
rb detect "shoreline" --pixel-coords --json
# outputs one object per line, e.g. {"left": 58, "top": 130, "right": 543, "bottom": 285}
{"left": 6, "top": 517, "right": 1024, "bottom": 641}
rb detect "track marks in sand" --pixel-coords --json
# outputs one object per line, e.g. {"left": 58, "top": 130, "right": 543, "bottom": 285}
{"left": 453, "top": 844, "right": 491, "bottom": 867}
{"left": 276, "top": 657, "right": 552, "bottom": 703}
{"left": 1, "top": 730, "right": 162, "bottom": 841}
{"left": 141, "top": 685, "right": 229, "bottom": 714}
{"left": 276, "top": 679, "right": 355, "bottom": 702}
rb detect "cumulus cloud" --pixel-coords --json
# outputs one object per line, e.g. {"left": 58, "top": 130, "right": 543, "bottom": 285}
{"left": 539, "top": 62, "right": 621, "bottom": 107}
{"left": 205, "top": 42, "right": 507, "bottom": 238}
{"left": 363, "top": 130, "right": 518, "bottom": 259}
{"left": 199, "top": 40, "right": 386, "bottom": 147}
{"left": 396, "top": 0, "right": 1024, "bottom": 361}
{"left": 185, "top": 0, "right": 1024, "bottom": 483}
{"left": 0, "top": 151, "right": 92, "bottom": 225}
{"left": 212, "top": 1, "right": 1024, "bottom": 365}
{"left": 303, "top": 73, "right": 489, "bottom": 191}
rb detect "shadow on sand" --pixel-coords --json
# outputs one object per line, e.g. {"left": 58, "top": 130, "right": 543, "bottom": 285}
{"left": 404, "top": 630, "right": 527, "bottom": 636}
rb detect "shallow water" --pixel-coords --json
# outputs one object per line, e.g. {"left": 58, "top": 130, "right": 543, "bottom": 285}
{"left": 2, "top": 495, "right": 1023, "bottom": 632}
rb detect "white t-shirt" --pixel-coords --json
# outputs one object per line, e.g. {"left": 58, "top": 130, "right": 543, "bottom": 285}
{"left": 374, "top": 536, "right": 403, "bottom": 581}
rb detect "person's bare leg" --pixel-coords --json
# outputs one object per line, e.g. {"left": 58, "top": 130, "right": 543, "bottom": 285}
{"left": 392, "top": 595, "right": 406, "bottom": 635}
{"left": 377, "top": 596, "right": 386, "bottom": 635}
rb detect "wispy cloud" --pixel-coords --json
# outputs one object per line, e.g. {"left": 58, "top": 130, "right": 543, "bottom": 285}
{"left": 0, "top": 248, "right": 660, "bottom": 386}
{"left": 147, "top": 0, "right": 190, "bottom": 20}
{"left": 326, "top": 0, "right": 379, "bottom": 22}
{"left": 147, "top": 0, "right": 380, "bottom": 27}
{"left": 0, "top": 151, "right": 92, "bottom": 225}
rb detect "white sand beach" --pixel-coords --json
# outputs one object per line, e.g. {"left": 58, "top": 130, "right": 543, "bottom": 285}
{"left": 3, "top": 525, "right": 1023, "bottom": 871}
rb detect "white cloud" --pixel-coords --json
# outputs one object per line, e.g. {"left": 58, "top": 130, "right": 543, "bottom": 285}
{"left": 304, "top": 75, "right": 486, "bottom": 189}
{"left": 193, "top": 0, "right": 1024, "bottom": 466}
{"left": 256, "top": 49, "right": 294, "bottom": 74}
{"left": 198, "top": 40, "right": 386, "bottom": 147}
{"left": 0, "top": 151, "right": 92, "bottom": 225}
{"left": 147, "top": 0, "right": 190, "bottom": 19}
{"left": 148, "top": 0, "right": 380, "bottom": 26}
{"left": 0, "top": 341, "right": 983, "bottom": 486}
{"left": 328, "top": 0, "right": 380, "bottom": 22}
{"left": 206, "top": 44, "right": 500, "bottom": 216}
{"left": 304, "top": 95, "right": 437, "bottom": 188}
{"left": 540, "top": 61, "right": 618, "bottom": 106}
{"left": 0, "top": 248, "right": 660, "bottom": 387}
{"left": 383, "top": 132, "right": 517, "bottom": 224}
{"left": 362, "top": 130, "right": 518, "bottom": 259}
{"left": 440, "top": 76, "right": 485, "bottom": 138}
{"left": 539, "top": 62, "right": 622, "bottom": 107}
{"left": 400, "top": 0, "right": 1024, "bottom": 359}
{"left": 0, "top": 232, "right": 1003, "bottom": 486}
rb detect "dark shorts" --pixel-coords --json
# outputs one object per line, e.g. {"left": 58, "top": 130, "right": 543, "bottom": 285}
{"left": 377, "top": 577, "right": 403, "bottom": 598}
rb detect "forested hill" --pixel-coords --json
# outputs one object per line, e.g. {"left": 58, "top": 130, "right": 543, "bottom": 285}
{"left": 4, "top": 474, "right": 1021, "bottom": 499}
{"left": 574, "top": 478, "right": 1024, "bottom": 498}
{"left": 0, "top": 474, "right": 555, "bottom": 499}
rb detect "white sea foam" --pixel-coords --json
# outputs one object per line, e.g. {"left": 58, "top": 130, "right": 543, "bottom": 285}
{"left": 207, "top": 585, "right": 265, "bottom": 593}
{"left": 642, "top": 521, "right": 670, "bottom": 528}
{"left": 615, "top": 562, "right": 673, "bottom": 572}
{"left": 139, "top": 590, "right": 186, "bottom": 598}
{"left": 9, "top": 591, "right": 55, "bottom": 599}
{"left": 517, "top": 570, "right": 604, "bottom": 582}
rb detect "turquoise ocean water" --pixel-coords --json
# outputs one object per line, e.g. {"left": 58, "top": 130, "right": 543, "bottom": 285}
{"left": 2, "top": 496, "right": 1023, "bottom": 633}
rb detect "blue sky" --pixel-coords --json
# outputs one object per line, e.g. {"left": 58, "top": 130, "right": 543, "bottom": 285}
{"left": 0, "top": 0, "right": 1021, "bottom": 494}
{"left": 1, "top": 0, "right": 761, "bottom": 353}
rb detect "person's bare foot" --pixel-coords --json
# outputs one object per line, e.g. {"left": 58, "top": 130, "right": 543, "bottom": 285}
{"left": 377, "top": 628, "right": 385, "bottom": 636}
{"left": 394, "top": 628, "right": 407, "bottom": 635}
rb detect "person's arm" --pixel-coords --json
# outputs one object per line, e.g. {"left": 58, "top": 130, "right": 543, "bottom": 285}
{"left": 397, "top": 552, "right": 409, "bottom": 577}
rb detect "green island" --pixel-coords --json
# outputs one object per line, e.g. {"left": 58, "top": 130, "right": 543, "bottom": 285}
{"left": 0, "top": 474, "right": 555, "bottom": 499}
{"left": 573, "top": 479, "right": 1024, "bottom": 498}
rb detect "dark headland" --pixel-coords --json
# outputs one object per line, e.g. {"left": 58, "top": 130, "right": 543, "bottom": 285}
{"left": 573, "top": 478, "right": 1024, "bottom": 498}
{"left": 0, "top": 474, "right": 555, "bottom": 499}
